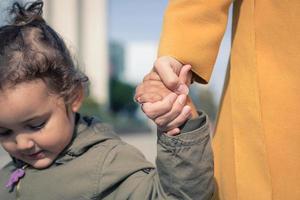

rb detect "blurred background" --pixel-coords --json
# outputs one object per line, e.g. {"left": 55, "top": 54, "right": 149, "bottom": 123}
{"left": 0, "top": 0, "right": 232, "bottom": 167}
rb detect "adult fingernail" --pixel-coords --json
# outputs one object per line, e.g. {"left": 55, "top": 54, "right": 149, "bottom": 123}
{"left": 176, "top": 84, "right": 189, "bottom": 95}
{"left": 182, "top": 106, "right": 191, "bottom": 115}
{"left": 178, "top": 95, "right": 186, "bottom": 105}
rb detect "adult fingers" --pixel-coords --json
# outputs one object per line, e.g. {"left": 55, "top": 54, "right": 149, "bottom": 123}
{"left": 179, "top": 64, "right": 193, "bottom": 86}
{"left": 153, "top": 56, "right": 188, "bottom": 94}
{"left": 166, "top": 128, "right": 180, "bottom": 136}
{"left": 154, "top": 60, "right": 180, "bottom": 90}
{"left": 141, "top": 93, "right": 177, "bottom": 119}
{"left": 154, "top": 94, "right": 187, "bottom": 127}
{"left": 164, "top": 105, "right": 192, "bottom": 131}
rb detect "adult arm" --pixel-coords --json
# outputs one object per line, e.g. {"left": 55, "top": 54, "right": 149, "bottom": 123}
{"left": 135, "top": 0, "right": 233, "bottom": 131}
{"left": 157, "top": 0, "right": 232, "bottom": 85}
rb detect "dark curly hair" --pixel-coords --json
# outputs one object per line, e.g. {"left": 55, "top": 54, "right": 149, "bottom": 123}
{"left": 0, "top": 1, "right": 88, "bottom": 104}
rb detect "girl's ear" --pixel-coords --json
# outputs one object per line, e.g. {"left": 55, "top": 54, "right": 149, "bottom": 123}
{"left": 71, "top": 86, "right": 84, "bottom": 113}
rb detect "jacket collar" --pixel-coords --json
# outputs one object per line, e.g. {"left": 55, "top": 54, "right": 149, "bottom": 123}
{"left": 54, "top": 113, "right": 119, "bottom": 164}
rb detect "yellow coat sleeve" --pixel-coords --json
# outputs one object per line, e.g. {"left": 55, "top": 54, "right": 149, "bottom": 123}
{"left": 158, "top": 0, "right": 232, "bottom": 83}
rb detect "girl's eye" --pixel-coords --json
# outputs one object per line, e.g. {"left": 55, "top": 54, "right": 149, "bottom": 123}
{"left": 0, "top": 130, "right": 12, "bottom": 137}
{"left": 28, "top": 121, "right": 46, "bottom": 131}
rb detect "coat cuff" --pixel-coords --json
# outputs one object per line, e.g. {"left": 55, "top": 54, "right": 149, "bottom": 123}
{"left": 157, "top": 111, "right": 210, "bottom": 147}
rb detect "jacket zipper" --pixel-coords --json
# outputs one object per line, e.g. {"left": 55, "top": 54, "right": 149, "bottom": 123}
{"left": 16, "top": 165, "right": 27, "bottom": 200}
{"left": 16, "top": 179, "right": 21, "bottom": 200}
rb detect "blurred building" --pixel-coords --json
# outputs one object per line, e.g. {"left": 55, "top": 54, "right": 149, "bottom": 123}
{"left": 109, "top": 41, "right": 125, "bottom": 79}
{"left": 124, "top": 41, "right": 158, "bottom": 84}
{"left": 43, "top": 0, "right": 109, "bottom": 105}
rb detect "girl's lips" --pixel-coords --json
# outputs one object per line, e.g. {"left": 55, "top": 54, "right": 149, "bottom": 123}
{"left": 27, "top": 151, "right": 46, "bottom": 160}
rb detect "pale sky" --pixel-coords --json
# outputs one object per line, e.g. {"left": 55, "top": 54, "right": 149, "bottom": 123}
{"left": 108, "top": 0, "right": 168, "bottom": 42}
{"left": 108, "top": 1, "right": 232, "bottom": 88}
{"left": 108, "top": 1, "right": 233, "bottom": 120}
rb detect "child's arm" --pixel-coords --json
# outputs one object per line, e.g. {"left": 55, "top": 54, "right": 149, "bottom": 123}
{"left": 155, "top": 110, "right": 214, "bottom": 199}
{"left": 98, "top": 110, "right": 214, "bottom": 200}
{"left": 97, "top": 66, "right": 213, "bottom": 199}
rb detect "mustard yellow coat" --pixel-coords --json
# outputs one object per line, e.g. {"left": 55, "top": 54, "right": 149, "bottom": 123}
{"left": 158, "top": 0, "right": 300, "bottom": 199}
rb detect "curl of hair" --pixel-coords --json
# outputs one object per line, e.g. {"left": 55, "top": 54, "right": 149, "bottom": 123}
{"left": 12, "top": 0, "right": 44, "bottom": 26}
{"left": 0, "top": 1, "right": 89, "bottom": 105}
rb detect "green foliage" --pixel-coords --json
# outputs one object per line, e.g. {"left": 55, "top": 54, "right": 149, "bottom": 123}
{"left": 109, "top": 78, "right": 138, "bottom": 115}
{"left": 79, "top": 97, "right": 107, "bottom": 120}
{"left": 79, "top": 93, "right": 150, "bottom": 134}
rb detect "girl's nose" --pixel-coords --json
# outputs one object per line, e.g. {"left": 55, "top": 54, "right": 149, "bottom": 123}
{"left": 15, "top": 134, "right": 35, "bottom": 151}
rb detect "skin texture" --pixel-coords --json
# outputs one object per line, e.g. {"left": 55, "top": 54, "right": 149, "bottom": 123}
{"left": 135, "top": 58, "right": 197, "bottom": 135}
{"left": 0, "top": 79, "right": 83, "bottom": 169}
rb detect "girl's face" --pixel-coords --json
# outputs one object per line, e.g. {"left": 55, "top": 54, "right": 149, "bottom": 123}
{"left": 0, "top": 80, "right": 82, "bottom": 169}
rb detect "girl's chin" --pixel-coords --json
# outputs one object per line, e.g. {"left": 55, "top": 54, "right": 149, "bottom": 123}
{"left": 17, "top": 153, "right": 56, "bottom": 169}
{"left": 28, "top": 157, "right": 55, "bottom": 169}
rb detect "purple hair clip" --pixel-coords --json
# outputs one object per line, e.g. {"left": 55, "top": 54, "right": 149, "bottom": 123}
{"left": 5, "top": 167, "right": 26, "bottom": 189}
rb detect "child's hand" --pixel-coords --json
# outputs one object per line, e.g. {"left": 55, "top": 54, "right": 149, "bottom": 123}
{"left": 135, "top": 64, "right": 194, "bottom": 135}
{"left": 136, "top": 80, "right": 192, "bottom": 135}
{"left": 135, "top": 78, "right": 172, "bottom": 104}
{"left": 135, "top": 64, "right": 192, "bottom": 103}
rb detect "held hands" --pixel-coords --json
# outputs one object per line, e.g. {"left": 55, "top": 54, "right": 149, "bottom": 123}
{"left": 135, "top": 56, "right": 195, "bottom": 136}
{"left": 151, "top": 56, "right": 190, "bottom": 95}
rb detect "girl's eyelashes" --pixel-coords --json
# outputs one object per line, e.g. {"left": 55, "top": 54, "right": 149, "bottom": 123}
{"left": 0, "top": 130, "right": 12, "bottom": 137}
{"left": 0, "top": 119, "right": 48, "bottom": 136}
{"left": 28, "top": 121, "right": 47, "bottom": 131}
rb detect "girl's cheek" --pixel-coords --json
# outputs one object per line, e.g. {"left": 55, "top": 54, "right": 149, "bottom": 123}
{"left": 2, "top": 141, "right": 16, "bottom": 154}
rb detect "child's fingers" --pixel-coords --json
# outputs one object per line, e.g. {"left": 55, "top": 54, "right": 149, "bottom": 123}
{"left": 141, "top": 93, "right": 177, "bottom": 119}
{"left": 166, "top": 128, "right": 180, "bottom": 136}
{"left": 164, "top": 105, "right": 192, "bottom": 131}
{"left": 154, "top": 94, "right": 187, "bottom": 127}
{"left": 135, "top": 80, "right": 159, "bottom": 97}
{"left": 135, "top": 84, "right": 165, "bottom": 100}
{"left": 137, "top": 93, "right": 163, "bottom": 103}
{"left": 134, "top": 84, "right": 143, "bottom": 102}
{"left": 134, "top": 80, "right": 168, "bottom": 103}
{"left": 134, "top": 80, "right": 171, "bottom": 103}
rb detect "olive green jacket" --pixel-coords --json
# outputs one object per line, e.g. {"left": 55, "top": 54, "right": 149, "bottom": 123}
{"left": 0, "top": 112, "right": 213, "bottom": 200}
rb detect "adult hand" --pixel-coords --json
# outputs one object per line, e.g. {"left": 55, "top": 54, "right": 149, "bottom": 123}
{"left": 135, "top": 61, "right": 193, "bottom": 103}
{"left": 135, "top": 62, "right": 194, "bottom": 135}
{"left": 152, "top": 56, "right": 191, "bottom": 94}
{"left": 137, "top": 83, "right": 192, "bottom": 136}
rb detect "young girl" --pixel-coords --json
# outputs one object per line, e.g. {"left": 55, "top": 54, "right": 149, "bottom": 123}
{"left": 0, "top": 1, "right": 214, "bottom": 199}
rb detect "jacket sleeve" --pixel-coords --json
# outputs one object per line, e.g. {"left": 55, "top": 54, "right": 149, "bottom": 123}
{"left": 97, "top": 112, "right": 213, "bottom": 200}
{"left": 158, "top": 0, "right": 232, "bottom": 83}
